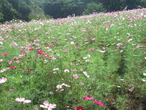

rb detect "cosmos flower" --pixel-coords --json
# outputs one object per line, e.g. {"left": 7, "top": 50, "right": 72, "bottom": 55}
{"left": 143, "top": 73, "right": 146, "bottom": 76}
{"left": 38, "top": 50, "right": 48, "bottom": 56}
{"left": 83, "top": 71, "right": 90, "bottom": 78}
{"left": 91, "top": 38, "right": 96, "bottom": 40}
{"left": 64, "top": 49, "right": 69, "bottom": 52}
{"left": 73, "top": 74, "right": 79, "bottom": 79}
{"left": 102, "top": 47, "right": 106, "bottom": 50}
{"left": 15, "top": 98, "right": 31, "bottom": 104}
{"left": 9, "top": 89, "right": 14, "bottom": 92}
{"left": 129, "top": 87, "right": 135, "bottom": 92}
{"left": 0, "top": 68, "right": 8, "bottom": 73}
{"left": 93, "top": 100, "right": 104, "bottom": 106}
{"left": 83, "top": 94, "right": 94, "bottom": 100}
{"left": 1, "top": 53, "right": 9, "bottom": 55}
{"left": 0, "top": 59, "right": 3, "bottom": 62}
{"left": 40, "top": 101, "right": 56, "bottom": 110}
{"left": 9, "top": 66, "right": 16, "bottom": 69}
{"left": 83, "top": 39, "right": 88, "bottom": 41}
{"left": 64, "top": 69, "right": 70, "bottom": 73}
{"left": 0, "top": 77, "right": 7, "bottom": 84}
{"left": 9, "top": 60, "right": 14, "bottom": 65}
{"left": 74, "top": 106, "right": 84, "bottom": 110}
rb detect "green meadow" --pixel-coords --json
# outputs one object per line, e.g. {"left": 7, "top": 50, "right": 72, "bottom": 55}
{"left": 0, "top": 8, "right": 146, "bottom": 110}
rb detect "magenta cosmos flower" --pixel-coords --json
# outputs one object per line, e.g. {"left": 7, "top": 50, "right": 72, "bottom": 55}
{"left": 1, "top": 53, "right": 9, "bottom": 55}
{"left": 83, "top": 94, "right": 94, "bottom": 100}
{"left": 15, "top": 98, "right": 31, "bottom": 104}
{"left": 93, "top": 100, "right": 104, "bottom": 106}
{"left": 9, "top": 66, "right": 16, "bottom": 69}
{"left": 38, "top": 50, "right": 48, "bottom": 55}
{"left": 74, "top": 106, "right": 84, "bottom": 110}
{"left": 40, "top": 101, "right": 56, "bottom": 110}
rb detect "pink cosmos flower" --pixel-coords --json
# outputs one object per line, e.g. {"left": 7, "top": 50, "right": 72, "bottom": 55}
{"left": 83, "top": 39, "right": 88, "bottom": 41}
{"left": 34, "top": 40, "right": 40, "bottom": 42}
{"left": 129, "top": 87, "right": 135, "bottom": 92}
{"left": 15, "top": 98, "right": 31, "bottom": 104}
{"left": 0, "top": 77, "right": 7, "bottom": 84}
{"left": 27, "top": 44, "right": 32, "bottom": 47}
{"left": 34, "top": 107, "right": 39, "bottom": 110}
{"left": 19, "top": 53, "right": 25, "bottom": 57}
{"left": 11, "top": 42, "right": 18, "bottom": 46}
{"left": 47, "top": 56, "right": 56, "bottom": 60}
{"left": 88, "top": 49, "right": 94, "bottom": 52}
{"left": 83, "top": 94, "right": 94, "bottom": 100}
{"left": 73, "top": 74, "right": 79, "bottom": 79}
{"left": 98, "top": 42, "right": 102, "bottom": 44}
{"left": 102, "top": 47, "right": 106, "bottom": 50}
{"left": 75, "top": 47, "right": 79, "bottom": 49}
{"left": 1, "top": 53, "right": 9, "bottom": 55}
{"left": 51, "top": 39, "right": 57, "bottom": 43}
{"left": 64, "top": 49, "right": 69, "bottom": 52}
{"left": 9, "top": 89, "right": 14, "bottom": 92}
{"left": 20, "top": 47, "right": 26, "bottom": 51}
{"left": 91, "top": 38, "right": 96, "bottom": 40}
{"left": 40, "top": 101, "right": 56, "bottom": 110}
{"left": 29, "top": 48, "right": 34, "bottom": 51}
{"left": 46, "top": 45, "right": 53, "bottom": 48}
{"left": 9, "top": 60, "right": 14, "bottom": 65}
{"left": 93, "top": 100, "right": 104, "bottom": 106}
{"left": 0, "top": 68, "right": 8, "bottom": 73}
{"left": 107, "top": 23, "right": 111, "bottom": 25}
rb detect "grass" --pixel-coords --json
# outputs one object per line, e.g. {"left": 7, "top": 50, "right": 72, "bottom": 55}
{"left": 0, "top": 8, "right": 146, "bottom": 110}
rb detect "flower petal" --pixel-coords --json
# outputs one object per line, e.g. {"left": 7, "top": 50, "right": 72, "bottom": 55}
{"left": 23, "top": 100, "right": 31, "bottom": 104}
{"left": 43, "top": 101, "right": 49, "bottom": 106}
{"left": 40, "top": 105, "right": 48, "bottom": 108}
{"left": 15, "top": 98, "right": 25, "bottom": 102}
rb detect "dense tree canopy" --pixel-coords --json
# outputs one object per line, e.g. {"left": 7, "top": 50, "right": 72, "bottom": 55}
{"left": 0, "top": 0, "right": 146, "bottom": 22}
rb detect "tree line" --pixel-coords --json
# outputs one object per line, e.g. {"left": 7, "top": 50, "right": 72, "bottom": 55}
{"left": 0, "top": 0, "right": 146, "bottom": 22}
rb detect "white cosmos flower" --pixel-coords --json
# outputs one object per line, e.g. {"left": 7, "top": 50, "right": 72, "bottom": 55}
{"left": 40, "top": 101, "right": 56, "bottom": 110}
{"left": 0, "top": 59, "right": 4, "bottom": 62}
{"left": 15, "top": 98, "right": 31, "bottom": 104}
{"left": 62, "top": 83, "right": 70, "bottom": 87}
{"left": 0, "top": 77, "right": 7, "bottom": 84}
{"left": 64, "top": 69, "right": 70, "bottom": 73}
{"left": 83, "top": 71, "right": 90, "bottom": 78}
{"left": 56, "top": 85, "right": 63, "bottom": 89}
{"left": 143, "top": 73, "right": 146, "bottom": 76}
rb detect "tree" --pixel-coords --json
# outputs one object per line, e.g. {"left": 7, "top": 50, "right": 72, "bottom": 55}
{"left": 83, "top": 2, "right": 106, "bottom": 15}
{"left": 0, "top": 0, "right": 19, "bottom": 22}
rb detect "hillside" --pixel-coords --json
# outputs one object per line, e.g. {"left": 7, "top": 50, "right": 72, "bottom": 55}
{"left": 0, "top": 8, "right": 146, "bottom": 110}
{"left": 0, "top": 0, "right": 146, "bottom": 22}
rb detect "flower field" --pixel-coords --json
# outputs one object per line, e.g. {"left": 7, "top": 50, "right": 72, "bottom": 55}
{"left": 0, "top": 8, "right": 146, "bottom": 110}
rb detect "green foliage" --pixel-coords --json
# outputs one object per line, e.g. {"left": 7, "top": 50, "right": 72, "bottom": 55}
{"left": 28, "top": 6, "right": 46, "bottom": 20}
{"left": 83, "top": 2, "right": 106, "bottom": 15}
